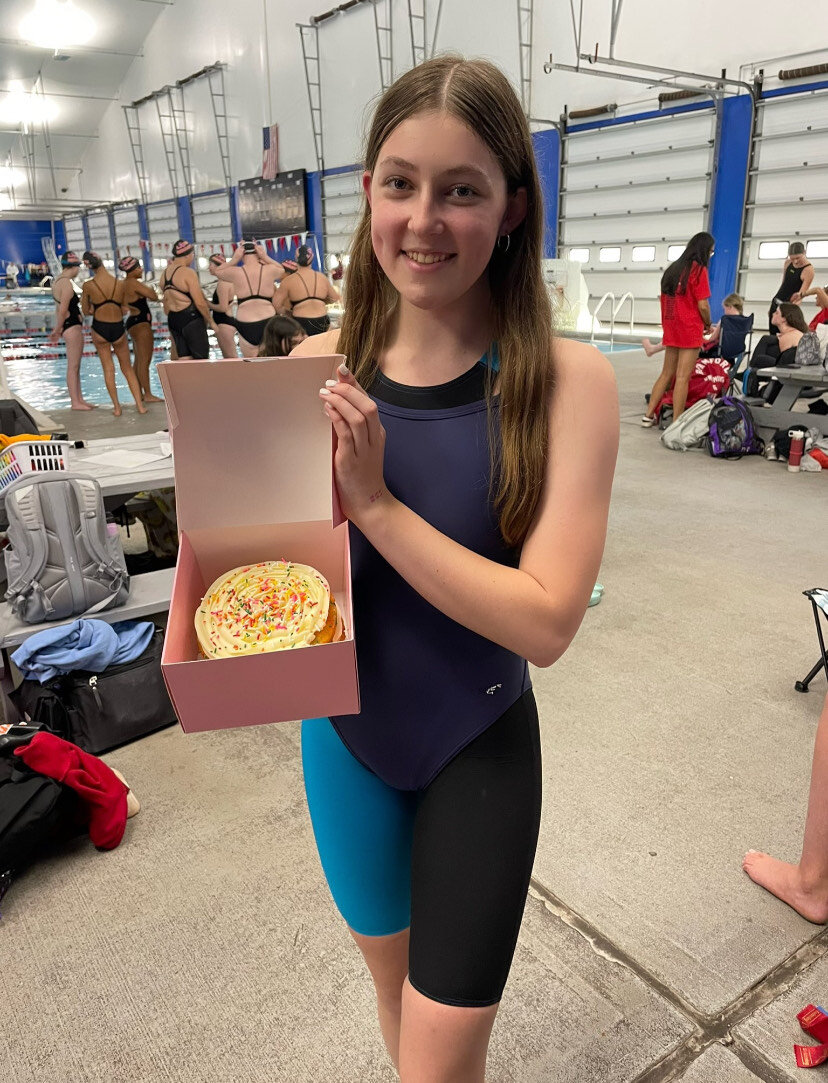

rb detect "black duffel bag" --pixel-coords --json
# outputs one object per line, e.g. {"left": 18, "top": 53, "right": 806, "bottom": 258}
{"left": 11, "top": 628, "right": 177, "bottom": 755}
{"left": 0, "top": 733, "right": 85, "bottom": 905}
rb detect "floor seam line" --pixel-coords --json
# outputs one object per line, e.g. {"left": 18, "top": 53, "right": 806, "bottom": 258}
{"left": 529, "top": 875, "right": 828, "bottom": 1080}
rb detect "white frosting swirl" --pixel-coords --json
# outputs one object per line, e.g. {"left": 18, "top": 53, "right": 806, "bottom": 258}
{"left": 195, "top": 561, "right": 331, "bottom": 657}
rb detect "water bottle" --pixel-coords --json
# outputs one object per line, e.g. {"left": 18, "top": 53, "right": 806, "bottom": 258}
{"left": 788, "top": 430, "right": 805, "bottom": 472}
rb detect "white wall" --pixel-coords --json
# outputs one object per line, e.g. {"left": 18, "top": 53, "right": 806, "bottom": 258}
{"left": 66, "top": 0, "right": 827, "bottom": 206}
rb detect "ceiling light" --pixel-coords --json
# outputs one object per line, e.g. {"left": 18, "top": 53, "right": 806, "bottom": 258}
{"left": 19, "top": 0, "right": 95, "bottom": 50}
{"left": 0, "top": 166, "right": 24, "bottom": 187}
{"left": 0, "top": 81, "right": 59, "bottom": 125}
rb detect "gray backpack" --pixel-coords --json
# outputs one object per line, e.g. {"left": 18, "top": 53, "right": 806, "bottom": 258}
{"left": 3, "top": 474, "right": 129, "bottom": 624}
{"left": 660, "top": 397, "right": 714, "bottom": 451}
{"left": 794, "top": 331, "right": 821, "bottom": 368}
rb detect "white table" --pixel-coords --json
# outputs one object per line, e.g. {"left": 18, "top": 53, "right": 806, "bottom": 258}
{"left": 751, "top": 365, "right": 828, "bottom": 436}
{"left": 0, "top": 432, "right": 176, "bottom": 525}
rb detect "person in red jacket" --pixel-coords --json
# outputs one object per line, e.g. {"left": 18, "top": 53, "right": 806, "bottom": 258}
{"left": 641, "top": 232, "right": 715, "bottom": 426}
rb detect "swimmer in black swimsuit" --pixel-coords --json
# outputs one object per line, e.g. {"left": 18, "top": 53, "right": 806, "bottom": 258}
{"left": 768, "top": 242, "right": 814, "bottom": 333}
{"left": 214, "top": 241, "right": 287, "bottom": 357}
{"left": 160, "top": 239, "right": 214, "bottom": 360}
{"left": 275, "top": 244, "right": 340, "bottom": 335}
{"left": 207, "top": 253, "right": 239, "bottom": 358}
{"left": 120, "top": 255, "right": 164, "bottom": 403}
{"left": 47, "top": 251, "right": 96, "bottom": 411}
{"left": 81, "top": 251, "right": 147, "bottom": 416}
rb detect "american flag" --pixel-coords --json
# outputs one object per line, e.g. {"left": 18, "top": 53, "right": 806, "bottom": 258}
{"left": 262, "top": 124, "right": 279, "bottom": 180}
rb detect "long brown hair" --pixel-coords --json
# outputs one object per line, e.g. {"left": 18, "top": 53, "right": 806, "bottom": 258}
{"left": 778, "top": 302, "right": 809, "bottom": 333}
{"left": 338, "top": 54, "right": 554, "bottom": 548}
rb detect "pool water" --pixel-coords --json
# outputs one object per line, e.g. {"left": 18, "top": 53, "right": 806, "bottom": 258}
{"left": 0, "top": 325, "right": 226, "bottom": 412}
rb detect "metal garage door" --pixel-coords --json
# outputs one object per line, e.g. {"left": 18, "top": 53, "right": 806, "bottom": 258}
{"left": 86, "top": 211, "right": 113, "bottom": 265}
{"left": 146, "top": 200, "right": 180, "bottom": 272}
{"left": 322, "top": 169, "right": 361, "bottom": 270}
{"left": 63, "top": 214, "right": 86, "bottom": 256}
{"left": 112, "top": 203, "right": 142, "bottom": 263}
{"left": 191, "top": 190, "right": 233, "bottom": 250}
{"left": 738, "top": 85, "right": 828, "bottom": 332}
{"left": 560, "top": 105, "right": 716, "bottom": 330}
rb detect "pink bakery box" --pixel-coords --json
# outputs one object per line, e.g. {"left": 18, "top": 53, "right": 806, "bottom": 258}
{"left": 157, "top": 355, "right": 359, "bottom": 733}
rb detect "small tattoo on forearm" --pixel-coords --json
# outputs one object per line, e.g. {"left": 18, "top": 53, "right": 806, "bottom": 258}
{"left": 368, "top": 488, "right": 385, "bottom": 504}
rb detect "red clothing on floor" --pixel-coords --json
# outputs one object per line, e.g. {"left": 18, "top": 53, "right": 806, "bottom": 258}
{"left": 809, "top": 306, "right": 828, "bottom": 331}
{"left": 660, "top": 264, "right": 711, "bottom": 349}
{"left": 658, "top": 358, "right": 729, "bottom": 413}
{"left": 15, "top": 732, "right": 128, "bottom": 849}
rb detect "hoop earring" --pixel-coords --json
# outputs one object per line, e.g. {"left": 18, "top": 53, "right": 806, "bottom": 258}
{"left": 497, "top": 233, "right": 511, "bottom": 253}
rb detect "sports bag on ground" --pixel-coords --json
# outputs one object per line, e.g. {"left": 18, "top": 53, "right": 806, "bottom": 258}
{"left": 707, "top": 396, "right": 764, "bottom": 459}
{"left": 660, "top": 398, "right": 714, "bottom": 451}
{"left": 0, "top": 735, "right": 84, "bottom": 904}
{"left": 3, "top": 474, "right": 129, "bottom": 624}
{"left": 10, "top": 628, "right": 177, "bottom": 755}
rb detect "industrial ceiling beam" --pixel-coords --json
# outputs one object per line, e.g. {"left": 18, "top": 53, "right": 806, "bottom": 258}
{"left": 0, "top": 36, "right": 143, "bottom": 59}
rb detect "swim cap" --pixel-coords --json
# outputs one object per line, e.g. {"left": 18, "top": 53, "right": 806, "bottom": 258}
{"left": 208, "top": 253, "right": 225, "bottom": 265}
{"left": 118, "top": 255, "right": 140, "bottom": 273}
{"left": 242, "top": 240, "right": 256, "bottom": 254}
{"left": 61, "top": 251, "right": 81, "bottom": 268}
{"left": 82, "top": 251, "right": 102, "bottom": 270}
{"left": 296, "top": 245, "right": 313, "bottom": 267}
{"left": 172, "top": 239, "right": 194, "bottom": 258}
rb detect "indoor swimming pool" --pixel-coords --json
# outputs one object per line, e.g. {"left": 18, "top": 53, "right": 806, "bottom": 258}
{"left": 0, "top": 291, "right": 639, "bottom": 413}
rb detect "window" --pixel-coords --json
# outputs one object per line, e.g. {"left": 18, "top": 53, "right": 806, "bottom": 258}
{"left": 758, "top": 241, "right": 789, "bottom": 260}
{"left": 568, "top": 247, "right": 590, "bottom": 263}
{"left": 667, "top": 245, "right": 685, "bottom": 261}
{"left": 632, "top": 246, "right": 655, "bottom": 262}
{"left": 599, "top": 247, "right": 621, "bottom": 263}
{"left": 806, "top": 240, "right": 828, "bottom": 259}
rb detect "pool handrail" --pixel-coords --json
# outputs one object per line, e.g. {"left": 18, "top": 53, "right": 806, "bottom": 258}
{"left": 590, "top": 292, "right": 616, "bottom": 346}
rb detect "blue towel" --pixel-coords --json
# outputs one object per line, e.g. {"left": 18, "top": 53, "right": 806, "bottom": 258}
{"left": 12, "top": 619, "right": 155, "bottom": 684}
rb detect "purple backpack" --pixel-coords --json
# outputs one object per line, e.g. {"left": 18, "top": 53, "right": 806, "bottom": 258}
{"left": 707, "top": 396, "right": 764, "bottom": 459}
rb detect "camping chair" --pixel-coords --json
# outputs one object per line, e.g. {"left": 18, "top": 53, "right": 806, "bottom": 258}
{"left": 795, "top": 589, "right": 828, "bottom": 693}
{"left": 719, "top": 313, "right": 755, "bottom": 388}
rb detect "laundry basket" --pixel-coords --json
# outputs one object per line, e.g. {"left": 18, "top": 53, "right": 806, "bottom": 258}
{"left": 0, "top": 440, "right": 70, "bottom": 490}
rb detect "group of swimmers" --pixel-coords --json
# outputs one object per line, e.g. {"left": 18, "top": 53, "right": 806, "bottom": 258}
{"left": 48, "top": 239, "right": 340, "bottom": 412}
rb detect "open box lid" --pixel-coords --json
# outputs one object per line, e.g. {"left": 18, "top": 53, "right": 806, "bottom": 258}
{"left": 158, "top": 355, "right": 345, "bottom": 533}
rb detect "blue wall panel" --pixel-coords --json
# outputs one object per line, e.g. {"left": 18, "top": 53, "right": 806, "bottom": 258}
{"left": 708, "top": 95, "right": 753, "bottom": 319}
{"left": 0, "top": 220, "right": 65, "bottom": 265}
{"left": 532, "top": 128, "right": 560, "bottom": 259}
{"left": 307, "top": 169, "right": 324, "bottom": 267}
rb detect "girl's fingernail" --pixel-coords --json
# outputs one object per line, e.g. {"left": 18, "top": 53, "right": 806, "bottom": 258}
{"left": 338, "top": 362, "right": 350, "bottom": 376}
{"left": 319, "top": 388, "right": 331, "bottom": 396}
{"left": 325, "top": 379, "right": 337, "bottom": 387}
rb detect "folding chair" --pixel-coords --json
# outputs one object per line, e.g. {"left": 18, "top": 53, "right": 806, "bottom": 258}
{"left": 795, "top": 588, "right": 828, "bottom": 693}
{"left": 719, "top": 313, "right": 755, "bottom": 390}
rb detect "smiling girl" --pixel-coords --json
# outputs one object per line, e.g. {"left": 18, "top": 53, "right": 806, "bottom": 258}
{"left": 293, "top": 55, "right": 618, "bottom": 1082}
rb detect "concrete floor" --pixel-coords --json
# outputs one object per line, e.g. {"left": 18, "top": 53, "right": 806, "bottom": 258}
{"left": 3, "top": 349, "right": 828, "bottom": 1082}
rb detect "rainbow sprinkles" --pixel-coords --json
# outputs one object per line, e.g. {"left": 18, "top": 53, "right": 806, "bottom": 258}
{"left": 195, "top": 560, "right": 342, "bottom": 658}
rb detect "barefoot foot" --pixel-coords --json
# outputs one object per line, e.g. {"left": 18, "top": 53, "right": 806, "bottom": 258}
{"left": 70, "top": 402, "right": 94, "bottom": 411}
{"left": 642, "top": 338, "right": 661, "bottom": 358}
{"left": 743, "top": 850, "right": 828, "bottom": 923}
{"left": 136, "top": 404, "right": 148, "bottom": 414}
{"left": 113, "top": 405, "right": 123, "bottom": 417}
{"left": 142, "top": 394, "right": 164, "bottom": 404}
{"left": 109, "top": 766, "right": 141, "bottom": 818}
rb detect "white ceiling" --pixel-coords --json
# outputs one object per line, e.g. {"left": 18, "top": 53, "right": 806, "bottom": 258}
{"left": 0, "top": 0, "right": 170, "bottom": 217}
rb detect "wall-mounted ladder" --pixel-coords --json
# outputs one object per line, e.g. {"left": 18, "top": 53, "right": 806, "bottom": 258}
{"left": 298, "top": 23, "right": 325, "bottom": 173}
{"left": 373, "top": 0, "right": 393, "bottom": 91}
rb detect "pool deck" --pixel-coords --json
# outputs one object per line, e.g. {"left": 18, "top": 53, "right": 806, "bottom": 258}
{"left": 43, "top": 399, "right": 170, "bottom": 442}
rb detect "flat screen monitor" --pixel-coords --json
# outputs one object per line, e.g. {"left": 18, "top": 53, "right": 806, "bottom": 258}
{"left": 238, "top": 170, "right": 307, "bottom": 239}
